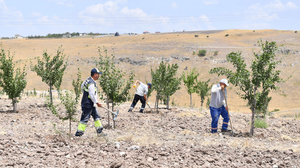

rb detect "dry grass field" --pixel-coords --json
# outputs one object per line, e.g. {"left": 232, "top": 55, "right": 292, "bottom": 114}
{"left": 1, "top": 29, "right": 300, "bottom": 115}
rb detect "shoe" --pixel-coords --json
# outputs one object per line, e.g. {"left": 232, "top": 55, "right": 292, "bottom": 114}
{"left": 221, "top": 129, "right": 231, "bottom": 132}
{"left": 96, "top": 127, "right": 103, "bottom": 134}
{"left": 128, "top": 109, "right": 132, "bottom": 112}
{"left": 75, "top": 131, "right": 84, "bottom": 136}
{"left": 139, "top": 110, "right": 144, "bottom": 113}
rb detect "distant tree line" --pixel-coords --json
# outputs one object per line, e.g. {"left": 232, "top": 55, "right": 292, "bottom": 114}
{"left": 26, "top": 32, "right": 109, "bottom": 39}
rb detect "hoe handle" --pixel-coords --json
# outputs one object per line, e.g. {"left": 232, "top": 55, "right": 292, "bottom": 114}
{"left": 222, "top": 89, "right": 234, "bottom": 132}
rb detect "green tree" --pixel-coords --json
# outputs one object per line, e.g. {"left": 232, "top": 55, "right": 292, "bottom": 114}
{"left": 72, "top": 68, "right": 82, "bottom": 104}
{"left": 47, "top": 70, "right": 82, "bottom": 137}
{"left": 0, "top": 48, "right": 27, "bottom": 113}
{"left": 151, "top": 60, "right": 181, "bottom": 111}
{"left": 31, "top": 46, "right": 68, "bottom": 104}
{"left": 195, "top": 79, "right": 211, "bottom": 108}
{"left": 182, "top": 68, "right": 199, "bottom": 108}
{"left": 209, "top": 40, "right": 284, "bottom": 136}
{"left": 198, "top": 50, "right": 207, "bottom": 57}
{"left": 95, "top": 47, "right": 134, "bottom": 127}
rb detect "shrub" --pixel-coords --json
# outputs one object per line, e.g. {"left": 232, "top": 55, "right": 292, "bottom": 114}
{"left": 206, "top": 36, "right": 209, "bottom": 38}
{"left": 296, "top": 31, "right": 298, "bottom": 33}
{"left": 195, "top": 35, "right": 199, "bottom": 37}
{"left": 273, "top": 109, "right": 280, "bottom": 112}
{"left": 254, "top": 118, "right": 268, "bottom": 128}
{"left": 198, "top": 50, "right": 206, "bottom": 56}
{"left": 192, "top": 51, "right": 195, "bottom": 55}
{"left": 213, "top": 51, "right": 219, "bottom": 56}
{"left": 225, "top": 34, "right": 229, "bottom": 37}
{"left": 253, "top": 30, "right": 255, "bottom": 32}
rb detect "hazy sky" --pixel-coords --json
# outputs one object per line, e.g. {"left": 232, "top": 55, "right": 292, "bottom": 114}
{"left": 0, "top": 0, "right": 299, "bottom": 37}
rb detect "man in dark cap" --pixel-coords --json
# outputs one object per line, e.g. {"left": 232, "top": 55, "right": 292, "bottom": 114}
{"left": 75, "top": 68, "right": 105, "bottom": 136}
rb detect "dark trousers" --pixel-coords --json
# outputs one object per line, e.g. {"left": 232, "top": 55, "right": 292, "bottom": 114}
{"left": 80, "top": 106, "right": 101, "bottom": 124}
{"left": 130, "top": 94, "right": 146, "bottom": 112}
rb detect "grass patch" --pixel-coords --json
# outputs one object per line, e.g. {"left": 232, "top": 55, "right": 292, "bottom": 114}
{"left": 254, "top": 118, "right": 268, "bottom": 128}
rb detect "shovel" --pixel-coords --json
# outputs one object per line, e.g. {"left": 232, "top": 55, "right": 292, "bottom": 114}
{"left": 222, "top": 89, "right": 234, "bottom": 136}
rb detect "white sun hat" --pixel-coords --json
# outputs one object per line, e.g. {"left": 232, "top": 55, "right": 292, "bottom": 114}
{"left": 220, "top": 79, "right": 229, "bottom": 86}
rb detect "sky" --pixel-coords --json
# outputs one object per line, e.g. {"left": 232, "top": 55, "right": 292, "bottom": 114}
{"left": 0, "top": 0, "right": 299, "bottom": 37}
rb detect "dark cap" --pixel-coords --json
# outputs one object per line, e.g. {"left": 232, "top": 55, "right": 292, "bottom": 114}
{"left": 91, "top": 68, "right": 102, "bottom": 76}
{"left": 147, "top": 83, "right": 152, "bottom": 89}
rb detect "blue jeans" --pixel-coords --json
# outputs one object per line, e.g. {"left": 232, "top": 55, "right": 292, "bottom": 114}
{"left": 210, "top": 106, "right": 229, "bottom": 133}
{"left": 80, "top": 106, "right": 101, "bottom": 124}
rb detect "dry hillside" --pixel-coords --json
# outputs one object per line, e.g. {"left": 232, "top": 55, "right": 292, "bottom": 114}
{"left": 0, "top": 29, "right": 300, "bottom": 115}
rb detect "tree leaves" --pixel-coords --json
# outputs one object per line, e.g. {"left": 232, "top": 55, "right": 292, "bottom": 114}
{"left": 209, "top": 40, "right": 285, "bottom": 136}
{"left": 31, "top": 46, "right": 68, "bottom": 104}
{"left": 0, "top": 48, "right": 27, "bottom": 112}
{"left": 95, "top": 47, "right": 134, "bottom": 107}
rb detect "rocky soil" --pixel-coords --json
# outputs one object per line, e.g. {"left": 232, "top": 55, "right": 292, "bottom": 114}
{"left": 0, "top": 97, "right": 300, "bottom": 168}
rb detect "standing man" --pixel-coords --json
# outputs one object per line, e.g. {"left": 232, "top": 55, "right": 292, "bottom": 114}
{"left": 75, "top": 68, "right": 105, "bottom": 136}
{"left": 209, "top": 79, "right": 231, "bottom": 133}
{"left": 128, "top": 80, "right": 152, "bottom": 113}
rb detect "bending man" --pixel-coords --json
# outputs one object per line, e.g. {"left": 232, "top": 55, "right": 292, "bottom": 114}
{"left": 128, "top": 80, "right": 152, "bottom": 113}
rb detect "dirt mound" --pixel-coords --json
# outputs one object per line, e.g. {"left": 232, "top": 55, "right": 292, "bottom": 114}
{"left": 0, "top": 98, "right": 299, "bottom": 167}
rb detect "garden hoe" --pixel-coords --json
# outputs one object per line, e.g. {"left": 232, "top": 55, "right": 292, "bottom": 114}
{"left": 222, "top": 89, "right": 234, "bottom": 136}
{"left": 101, "top": 106, "right": 119, "bottom": 121}
{"left": 146, "top": 102, "right": 154, "bottom": 113}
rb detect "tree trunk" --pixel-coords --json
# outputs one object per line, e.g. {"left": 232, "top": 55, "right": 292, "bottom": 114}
{"left": 12, "top": 98, "right": 17, "bottom": 113}
{"left": 69, "top": 118, "right": 71, "bottom": 139}
{"left": 190, "top": 93, "right": 193, "bottom": 108}
{"left": 156, "top": 95, "right": 159, "bottom": 113}
{"left": 250, "top": 87, "right": 257, "bottom": 136}
{"left": 112, "top": 101, "right": 115, "bottom": 129}
{"left": 49, "top": 85, "right": 53, "bottom": 104}
{"left": 201, "top": 99, "right": 203, "bottom": 108}
{"left": 167, "top": 96, "right": 169, "bottom": 110}
{"left": 107, "top": 97, "right": 110, "bottom": 128}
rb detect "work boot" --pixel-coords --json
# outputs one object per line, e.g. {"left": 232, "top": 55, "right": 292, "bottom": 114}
{"left": 139, "top": 109, "right": 144, "bottom": 113}
{"left": 128, "top": 108, "right": 132, "bottom": 112}
{"left": 96, "top": 127, "right": 108, "bottom": 137}
{"left": 75, "top": 131, "right": 84, "bottom": 136}
{"left": 96, "top": 127, "right": 103, "bottom": 134}
{"left": 221, "top": 129, "right": 231, "bottom": 132}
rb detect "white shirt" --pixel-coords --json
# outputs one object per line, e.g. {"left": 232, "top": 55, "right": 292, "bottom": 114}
{"left": 135, "top": 82, "right": 148, "bottom": 97}
{"left": 209, "top": 83, "right": 227, "bottom": 108}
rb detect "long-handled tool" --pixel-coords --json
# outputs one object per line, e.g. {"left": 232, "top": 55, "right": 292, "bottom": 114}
{"left": 222, "top": 89, "right": 234, "bottom": 135}
{"left": 101, "top": 106, "right": 119, "bottom": 121}
{"left": 146, "top": 102, "right": 154, "bottom": 113}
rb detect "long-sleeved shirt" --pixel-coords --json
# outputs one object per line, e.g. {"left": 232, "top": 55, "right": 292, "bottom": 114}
{"left": 209, "top": 83, "right": 227, "bottom": 108}
{"left": 135, "top": 82, "right": 148, "bottom": 97}
{"left": 81, "top": 77, "right": 98, "bottom": 106}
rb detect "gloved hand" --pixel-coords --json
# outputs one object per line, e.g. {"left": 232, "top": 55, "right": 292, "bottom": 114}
{"left": 133, "top": 84, "right": 136, "bottom": 88}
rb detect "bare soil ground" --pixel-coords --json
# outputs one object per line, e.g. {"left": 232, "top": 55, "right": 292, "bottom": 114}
{"left": 0, "top": 98, "right": 299, "bottom": 167}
